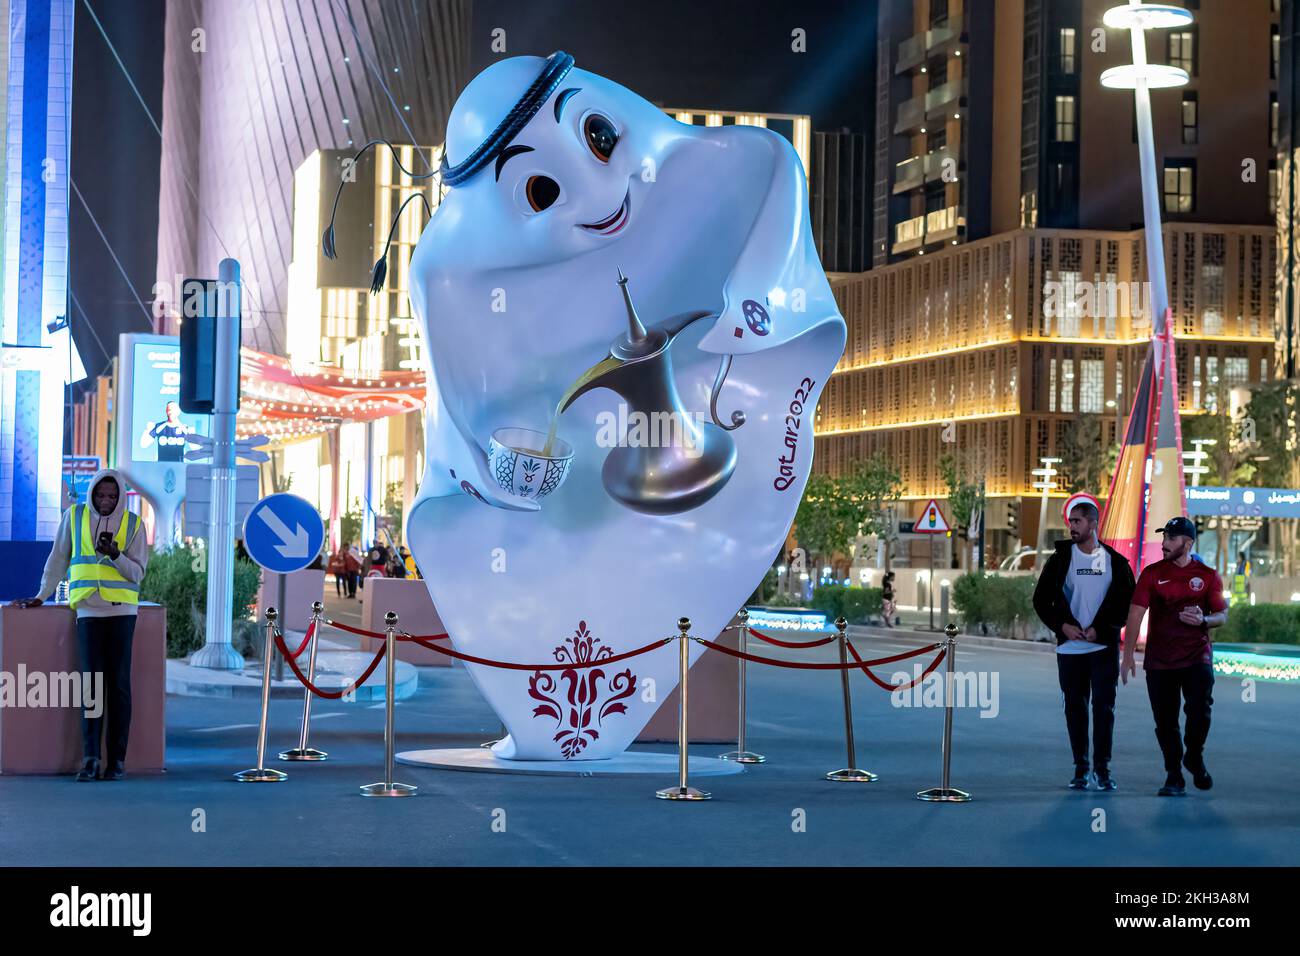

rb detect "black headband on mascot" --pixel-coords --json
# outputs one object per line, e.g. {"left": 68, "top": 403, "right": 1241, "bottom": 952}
{"left": 440, "top": 51, "right": 576, "bottom": 187}
{"left": 321, "top": 51, "right": 576, "bottom": 294}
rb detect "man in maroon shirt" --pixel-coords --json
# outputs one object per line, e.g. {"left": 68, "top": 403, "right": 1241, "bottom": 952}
{"left": 1123, "top": 517, "right": 1228, "bottom": 796}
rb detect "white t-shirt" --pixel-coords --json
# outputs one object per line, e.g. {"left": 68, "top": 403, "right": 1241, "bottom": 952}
{"left": 1057, "top": 543, "right": 1111, "bottom": 655}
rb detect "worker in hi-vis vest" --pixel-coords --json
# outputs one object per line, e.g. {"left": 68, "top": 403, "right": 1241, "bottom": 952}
{"left": 8, "top": 468, "right": 149, "bottom": 781}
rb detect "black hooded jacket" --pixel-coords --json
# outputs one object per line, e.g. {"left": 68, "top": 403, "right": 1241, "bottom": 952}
{"left": 1031, "top": 539, "right": 1135, "bottom": 649}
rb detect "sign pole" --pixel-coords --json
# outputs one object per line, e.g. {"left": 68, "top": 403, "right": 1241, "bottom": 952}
{"left": 192, "top": 258, "right": 244, "bottom": 669}
{"left": 192, "top": 257, "right": 245, "bottom": 671}
{"left": 928, "top": 535, "right": 935, "bottom": 632}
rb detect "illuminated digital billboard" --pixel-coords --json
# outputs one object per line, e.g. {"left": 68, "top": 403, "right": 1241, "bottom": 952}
{"left": 131, "top": 342, "right": 210, "bottom": 463}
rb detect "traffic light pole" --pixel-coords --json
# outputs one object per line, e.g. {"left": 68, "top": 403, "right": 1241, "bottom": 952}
{"left": 191, "top": 258, "right": 245, "bottom": 670}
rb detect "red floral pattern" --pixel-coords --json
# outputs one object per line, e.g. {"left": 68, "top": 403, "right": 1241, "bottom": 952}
{"left": 527, "top": 620, "right": 638, "bottom": 759}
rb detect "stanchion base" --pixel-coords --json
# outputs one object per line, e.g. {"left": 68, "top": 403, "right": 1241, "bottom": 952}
{"left": 826, "top": 768, "right": 878, "bottom": 782}
{"left": 359, "top": 782, "right": 418, "bottom": 797}
{"left": 233, "top": 768, "right": 287, "bottom": 782}
{"left": 718, "top": 750, "right": 766, "bottom": 764}
{"left": 655, "top": 785, "right": 711, "bottom": 800}
{"left": 278, "top": 748, "right": 328, "bottom": 761}
{"left": 916, "top": 786, "right": 971, "bottom": 802}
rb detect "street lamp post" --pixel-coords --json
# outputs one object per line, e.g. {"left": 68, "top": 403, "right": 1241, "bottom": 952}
{"left": 1031, "top": 457, "right": 1061, "bottom": 572}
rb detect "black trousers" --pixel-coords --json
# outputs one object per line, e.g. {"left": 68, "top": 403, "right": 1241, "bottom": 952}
{"left": 1144, "top": 663, "right": 1214, "bottom": 774}
{"left": 76, "top": 615, "right": 136, "bottom": 764}
{"left": 1056, "top": 649, "right": 1118, "bottom": 771}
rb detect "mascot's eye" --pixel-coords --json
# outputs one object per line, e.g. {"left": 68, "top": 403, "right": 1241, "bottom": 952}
{"left": 525, "top": 175, "right": 561, "bottom": 212}
{"left": 583, "top": 114, "right": 618, "bottom": 162}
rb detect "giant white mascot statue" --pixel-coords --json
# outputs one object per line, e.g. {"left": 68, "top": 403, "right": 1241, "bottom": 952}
{"left": 330, "top": 52, "right": 845, "bottom": 761}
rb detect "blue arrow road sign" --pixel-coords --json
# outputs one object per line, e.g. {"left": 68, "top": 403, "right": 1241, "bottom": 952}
{"left": 242, "top": 493, "right": 325, "bottom": 574}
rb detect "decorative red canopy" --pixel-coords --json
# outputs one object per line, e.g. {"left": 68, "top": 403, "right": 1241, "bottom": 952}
{"left": 237, "top": 347, "right": 426, "bottom": 442}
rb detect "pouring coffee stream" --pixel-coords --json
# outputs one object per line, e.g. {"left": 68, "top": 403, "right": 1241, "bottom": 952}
{"left": 544, "top": 269, "right": 745, "bottom": 515}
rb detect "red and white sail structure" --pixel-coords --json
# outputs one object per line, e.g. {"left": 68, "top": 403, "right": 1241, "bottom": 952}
{"left": 1097, "top": 2, "right": 1193, "bottom": 574}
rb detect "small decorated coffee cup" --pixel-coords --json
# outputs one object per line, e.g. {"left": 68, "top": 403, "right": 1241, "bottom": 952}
{"left": 487, "top": 427, "right": 574, "bottom": 502}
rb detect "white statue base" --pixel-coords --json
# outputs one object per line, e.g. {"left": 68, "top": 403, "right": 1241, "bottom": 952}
{"left": 395, "top": 747, "right": 746, "bottom": 778}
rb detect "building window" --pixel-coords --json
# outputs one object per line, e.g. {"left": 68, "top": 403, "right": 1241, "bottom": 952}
{"left": 1168, "top": 29, "right": 1196, "bottom": 76}
{"left": 1058, "top": 27, "right": 1076, "bottom": 74}
{"left": 1272, "top": 26, "right": 1280, "bottom": 80}
{"left": 1270, "top": 162, "right": 1279, "bottom": 216}
{"left": 1080, "top": 357, "right": 1105, "bottom": 414}
{"left": 930, "top": 0, "right": 949, "bottom": 27}
{"left": 1271, "top": 94, "right": 1279, "bottom": 148}
{"left": 1055, "top": 95, "right": 1076, "bottom": 142}
{"left": 1181, "top": 93, "right": 1197, "bottom": 145}
{"left": 1163, "top": 160, "right": 1194, "bottom": 214}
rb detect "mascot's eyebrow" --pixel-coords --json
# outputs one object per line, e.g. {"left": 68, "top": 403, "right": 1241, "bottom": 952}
{"left": 554, "top": 87, "right": 581, "bottom": 122}
{"left": 495, "top": 144, "right": 535, "bottom": 181}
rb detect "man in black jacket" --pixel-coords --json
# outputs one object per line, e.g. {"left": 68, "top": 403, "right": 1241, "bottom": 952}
{"left": 1032, "top": 501, "right": 1136, "bottom": 791}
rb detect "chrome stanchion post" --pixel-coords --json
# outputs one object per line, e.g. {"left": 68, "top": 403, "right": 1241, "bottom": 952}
{"left": 360, "top": 611, "right": 417, "bottom": 797}
{"left": 827, "top": 616, "right": 877, "bottom": 782}
{"left": 656, "top": 617, "right": 710, "bottom": 800}
{"left": 280, "top": 600, "right": 329, "bottom": 761}
{"left": 917, "top": 623, "right": 971, "bottom": 802}
{"left": 719, "top": 609, "right": 765, "bottom": 764}
{"left": 234, "top": 608, "right": 288, "bottom": 782}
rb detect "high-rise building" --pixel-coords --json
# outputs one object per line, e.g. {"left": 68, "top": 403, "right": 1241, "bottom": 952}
{"left": 152, "top": 0, "right": 470, "bottom": 354}
{"left": 826, "top": 0, "right": 1279, "bottom": 565}
{"left": 875, "top": 0, "right": 1276, "bottom": 265}
{"left": 1276, "top": 0, "right": 1300, "bottom": 380}
{"left": 0, "top": 0, "right": 81, "bottom": 596}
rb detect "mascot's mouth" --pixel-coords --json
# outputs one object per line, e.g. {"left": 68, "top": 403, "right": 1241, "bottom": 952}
{"left": 579, "top": 188, "right": 631, "bottom": 236}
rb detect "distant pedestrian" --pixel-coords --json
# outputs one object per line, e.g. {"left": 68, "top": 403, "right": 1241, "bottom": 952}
{"left": 1123, "top": 517, "right": 1227, "bottom": 797}
{"left": 880, "top": 571, "right": 896, "bottom": 627}
{"left": 341, "top": 541, "right": 361, "bottom": 598}
{"left": 1032, "top": 501, "right": 1135, "bottom": 792}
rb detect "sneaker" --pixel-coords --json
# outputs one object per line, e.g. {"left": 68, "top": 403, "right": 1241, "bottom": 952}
{"left": 101, "top": 760, "right": 125, "bottom": 782}
{"left": 1183, "top": 756, "right": 1213, "bottom": 790}
{"left": 1157, "top": 772, "right": 1187, "bottom": 797}
{"left": 74, "top": 758, "right": 99, "bottom": 782}
{"left": 1093, "top": 770, "right": 1117, "bottom": 792}
{"left": 1068, "top": 767, "right": 1090, "bottom": 790}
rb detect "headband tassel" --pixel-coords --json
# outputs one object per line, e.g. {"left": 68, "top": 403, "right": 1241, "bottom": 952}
{"left": 321, "top": 138, "right": 437, "bottom": 261}
{"left": 370, "top": 192, "right": 434, "bottom": 295}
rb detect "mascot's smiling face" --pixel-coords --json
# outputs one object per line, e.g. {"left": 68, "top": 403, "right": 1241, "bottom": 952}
{"left": 436, "top": 57, "right": 680, "bottom": 268}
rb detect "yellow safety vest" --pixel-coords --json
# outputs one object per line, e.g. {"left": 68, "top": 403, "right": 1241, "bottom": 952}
{"left": 68, "top": 504, "right": 140, "bottom": 609}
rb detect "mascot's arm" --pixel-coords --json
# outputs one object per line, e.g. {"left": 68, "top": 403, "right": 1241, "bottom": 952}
{"left": 416, "top": 364, "right": 540, "bottom": 513}
{"left": 696, "top": 127, "right": 842, "bottom": 356}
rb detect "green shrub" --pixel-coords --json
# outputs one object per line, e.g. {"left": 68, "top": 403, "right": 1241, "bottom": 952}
{"left": 139, "top": 544, "right": 262, "bottom": 658}
{"left": 951, "top": 572, "right": 990, "bottom": 631}
{"left": 986, "top": 576, "right": 1037, "bottom": 639}
{"left": 1215, "top": 603, "right": 1300, "bottom": 646}
{"left": 953, "top": 572, "right": 1037, "bottom": 638}
{"left": 810, "top": 584, "right": 884, "bottom": 624}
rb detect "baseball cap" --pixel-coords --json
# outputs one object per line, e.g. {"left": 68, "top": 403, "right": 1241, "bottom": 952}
{"left": 1161, "top": 516, "right": 1197, "bottom": 539}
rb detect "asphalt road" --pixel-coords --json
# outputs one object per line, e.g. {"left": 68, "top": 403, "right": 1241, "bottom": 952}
{"left": 1, "top": 630, "right": 1296, "bottom": 866}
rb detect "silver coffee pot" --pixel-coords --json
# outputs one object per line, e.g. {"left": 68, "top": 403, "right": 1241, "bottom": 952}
{"left": 557, "top": 270, "right": 745, "bottom": 515}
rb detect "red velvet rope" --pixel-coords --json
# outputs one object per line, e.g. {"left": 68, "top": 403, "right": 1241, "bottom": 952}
{"left": 747, "top": 627, "right": 838, "bottom": 649}
{"left": 274, "top": 630, "right": 387, "bottom": 700}
{"left": 285, "top": 620, "right": 315, "bottom": 660}
{"left": 324, "top": 619, "right": 449, "bottom": 642}
{"left": 404, "top": 633, "right": 672, "bottom": 671}
{"left": 847, "top": 641, "right": 947, "bottom": 692}
{"left": 693, "top": 636, "right": 943, "bottom": 672}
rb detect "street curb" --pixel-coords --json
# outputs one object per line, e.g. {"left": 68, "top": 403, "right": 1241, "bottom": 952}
{"left": 846, "top": 623, "right": 1056, "bottom": 653}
